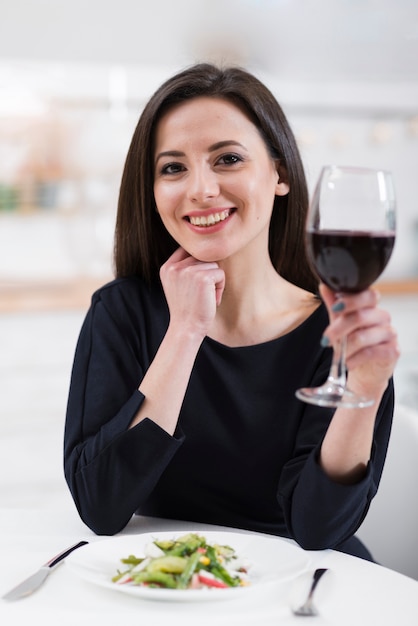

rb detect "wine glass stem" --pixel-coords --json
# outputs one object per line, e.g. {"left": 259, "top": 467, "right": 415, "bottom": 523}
{"left": 327, "top": 336, "right": 347, "bottom": 391}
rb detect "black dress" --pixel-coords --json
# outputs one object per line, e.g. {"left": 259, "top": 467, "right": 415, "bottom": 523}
{"left": 64, "top": 276, "right": 394, "bottom": 560}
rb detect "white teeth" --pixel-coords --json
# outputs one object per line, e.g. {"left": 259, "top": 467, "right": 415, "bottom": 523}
{"left": 189, "top": 210, "right": 231, "bottom": 227}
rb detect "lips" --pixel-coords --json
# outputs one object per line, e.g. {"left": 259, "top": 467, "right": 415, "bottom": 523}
{"left": 187, "top": 209, "right": 233, "bottom": 227}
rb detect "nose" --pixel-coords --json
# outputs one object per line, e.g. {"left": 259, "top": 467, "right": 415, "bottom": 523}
{"left": 187, "top": 166, "right": 220, "bottom": 203}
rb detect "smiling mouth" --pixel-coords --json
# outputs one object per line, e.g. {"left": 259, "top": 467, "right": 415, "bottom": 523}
{"left": 187, "top": 209, "right": 234, "bottom": 227}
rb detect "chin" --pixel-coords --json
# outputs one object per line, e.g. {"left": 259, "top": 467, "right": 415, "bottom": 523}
{"left": 191, "top": 250, "right": 227, "bottom": 263}
{"left": 182, "top": 244, "right": 226, "bottom": 264}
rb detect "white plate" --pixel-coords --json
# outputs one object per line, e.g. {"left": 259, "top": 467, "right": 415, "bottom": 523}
{"left": 66, "top": 530, "right": 310, "bottom": 602}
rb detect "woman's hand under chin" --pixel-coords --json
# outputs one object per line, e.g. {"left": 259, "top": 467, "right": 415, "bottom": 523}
{"left": 160, "top": 247, "right": 226, "bottom": 339}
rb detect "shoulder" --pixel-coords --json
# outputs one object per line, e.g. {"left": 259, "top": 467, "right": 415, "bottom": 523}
{"left": 289, "top": 299, "right": 328, "bottom": 344}
{"left": 91, "top": 276, "right": 164, "bottom": 306}
{"left": 302, "top": 299, "right": 328, "bottom": 329}
{"left": 286, "top": 282, "right": 328, "bottom": 336}
{"left": 89, "top": 276, "right": 168, "bottom": 324}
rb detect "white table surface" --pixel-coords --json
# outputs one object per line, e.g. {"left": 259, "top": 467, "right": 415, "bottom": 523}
{"left": 1, "top": 505, "right": 417, "bottom": 626}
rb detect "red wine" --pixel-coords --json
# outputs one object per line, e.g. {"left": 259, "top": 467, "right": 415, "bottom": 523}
{"left": 308, "top": 230, "right": 395, "bottom": 293}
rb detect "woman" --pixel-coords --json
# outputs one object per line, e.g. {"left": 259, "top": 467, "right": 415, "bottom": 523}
{"left": 64, "top": 63, "right": 399, "bottom": 560}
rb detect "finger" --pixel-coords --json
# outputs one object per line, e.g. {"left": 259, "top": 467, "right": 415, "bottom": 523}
{"left": 161, "top": 248, "right": 220, "bottom": 284}
{"left": 337, "top": 306, "right": 390, "bottom": 335}
{"left": 345, "top": 323, "right": 398, "bottom": 363}
{"left": 160, "top": 247, "right": 190, "bottom": 278}
{"left": 189, "top": 266, "right": 225, "bottom": 298}
{"left": 164, "top": 246, "right": 191, "bottom": 265}
{"left": 319, "top": 284, "right": 380, "bottom": 317}
{"left": 214, "top": 271, "right": 226, "bottom": 306}
{"left": 346, "top": 337, "right": 400, "bottom": 372}
{"left": 167, "top": 260, "right": 224, "bottom": 306}
{"left": 323, "top": 308, "right": 392, "bottom": 351}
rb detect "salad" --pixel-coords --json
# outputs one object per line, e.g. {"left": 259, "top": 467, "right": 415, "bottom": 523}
{"left": 112, "top": 532, "right": 251, "bottom": 590}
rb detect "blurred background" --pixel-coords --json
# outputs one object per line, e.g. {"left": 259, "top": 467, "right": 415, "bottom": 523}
{"left": 1, "top": 0, "right": 418, "bottom": 292}
{"left": 0, "top": 0, "right": 417, "bottom": 579}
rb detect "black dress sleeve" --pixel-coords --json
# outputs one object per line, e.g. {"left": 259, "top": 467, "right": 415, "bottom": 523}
{"left": 278, "top": 378, "right": 394, "bottom": 553}
{"left": 63, "top": 282, "right": 184, "bottom": 535}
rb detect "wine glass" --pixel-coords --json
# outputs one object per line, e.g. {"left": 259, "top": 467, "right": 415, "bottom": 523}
{"left": 296, "top": 165, "right": 396, "bottom": 408}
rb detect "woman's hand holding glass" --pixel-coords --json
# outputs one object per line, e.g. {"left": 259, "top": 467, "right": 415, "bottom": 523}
{"left": 319, "top": 284, "right": 399, "bottom": 403}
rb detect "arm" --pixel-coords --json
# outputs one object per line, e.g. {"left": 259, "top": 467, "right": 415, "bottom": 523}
{"left": 279, "top": 285, "right": 398, "bottom": 551}
{"left": 318, "top": 284, "right": 399, "bottom": 483}
{"left": 129, "top": 247, "right": 225, "bottom": 435}
{"left": 63, "top": 284, "right": 183, "bottom": 535}
{"left": 283, "top": 381, "right": 394, "bottom": 551}
{"left": 64, "top": 248, "right": 225, "bottom": 535}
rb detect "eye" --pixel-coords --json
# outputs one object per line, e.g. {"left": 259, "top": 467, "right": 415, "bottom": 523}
{"left": 216, "top": 153, "right": 244, "bottom": 166}
{"left": 159, "top": 162, "right": 186, "bottom": 175}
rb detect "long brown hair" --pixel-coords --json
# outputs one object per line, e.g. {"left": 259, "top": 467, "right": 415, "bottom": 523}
{"left": 114, "top": 63, "right": 318, "bottom": 293}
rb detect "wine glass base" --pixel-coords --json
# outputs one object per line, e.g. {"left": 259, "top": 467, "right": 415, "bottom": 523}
{"left": 295, "top": 385, "right": 375, "bottom": 409}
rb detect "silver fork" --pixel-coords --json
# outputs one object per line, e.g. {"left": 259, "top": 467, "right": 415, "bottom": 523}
{"left": 292, "top": 568, "right": 329, "bottom": 617}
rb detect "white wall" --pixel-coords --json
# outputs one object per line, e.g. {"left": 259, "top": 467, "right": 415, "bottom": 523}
{"left": 0, "top": 1, "right": 417, "bottom": 280}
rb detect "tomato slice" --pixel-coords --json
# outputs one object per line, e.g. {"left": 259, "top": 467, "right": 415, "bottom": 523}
{"left": 198, "top": 573, "right": 228, "bottom": 588}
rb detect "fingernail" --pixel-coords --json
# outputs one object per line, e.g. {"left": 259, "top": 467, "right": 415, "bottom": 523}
{"left": 320, "top": 335, "right": 330, "bottom": 347}
{"left": 332, "top": 300, "right": 345, "bottom": 312}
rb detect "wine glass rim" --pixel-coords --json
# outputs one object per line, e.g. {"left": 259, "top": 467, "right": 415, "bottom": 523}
{"left": 321, "top": 164, "right": 393, "bottom": 176}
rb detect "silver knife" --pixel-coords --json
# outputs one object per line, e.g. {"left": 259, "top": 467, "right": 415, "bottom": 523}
{"left": 2, "top": 540, "right": 88, "bottom": 601}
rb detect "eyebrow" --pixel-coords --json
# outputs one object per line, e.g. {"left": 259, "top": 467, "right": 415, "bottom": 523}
{"left": 208, "top": 140, "right": 246, "bottom": 152}
{"left": 154, "top": 140, "right": 246, "bottom": 166}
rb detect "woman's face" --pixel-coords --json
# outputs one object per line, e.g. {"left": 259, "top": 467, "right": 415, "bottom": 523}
{"left": 153, "top": 96, "right": 289, "bottom": 264}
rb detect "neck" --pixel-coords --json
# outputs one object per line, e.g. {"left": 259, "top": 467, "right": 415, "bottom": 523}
{"left": 217, "top": 246, "right": 278, "bottom": 309}
{"left": 208, "top": 252, "right": 319, "bottom": 347}
{"left": 209, "top": 254, "right": 283, "bottom": 345}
